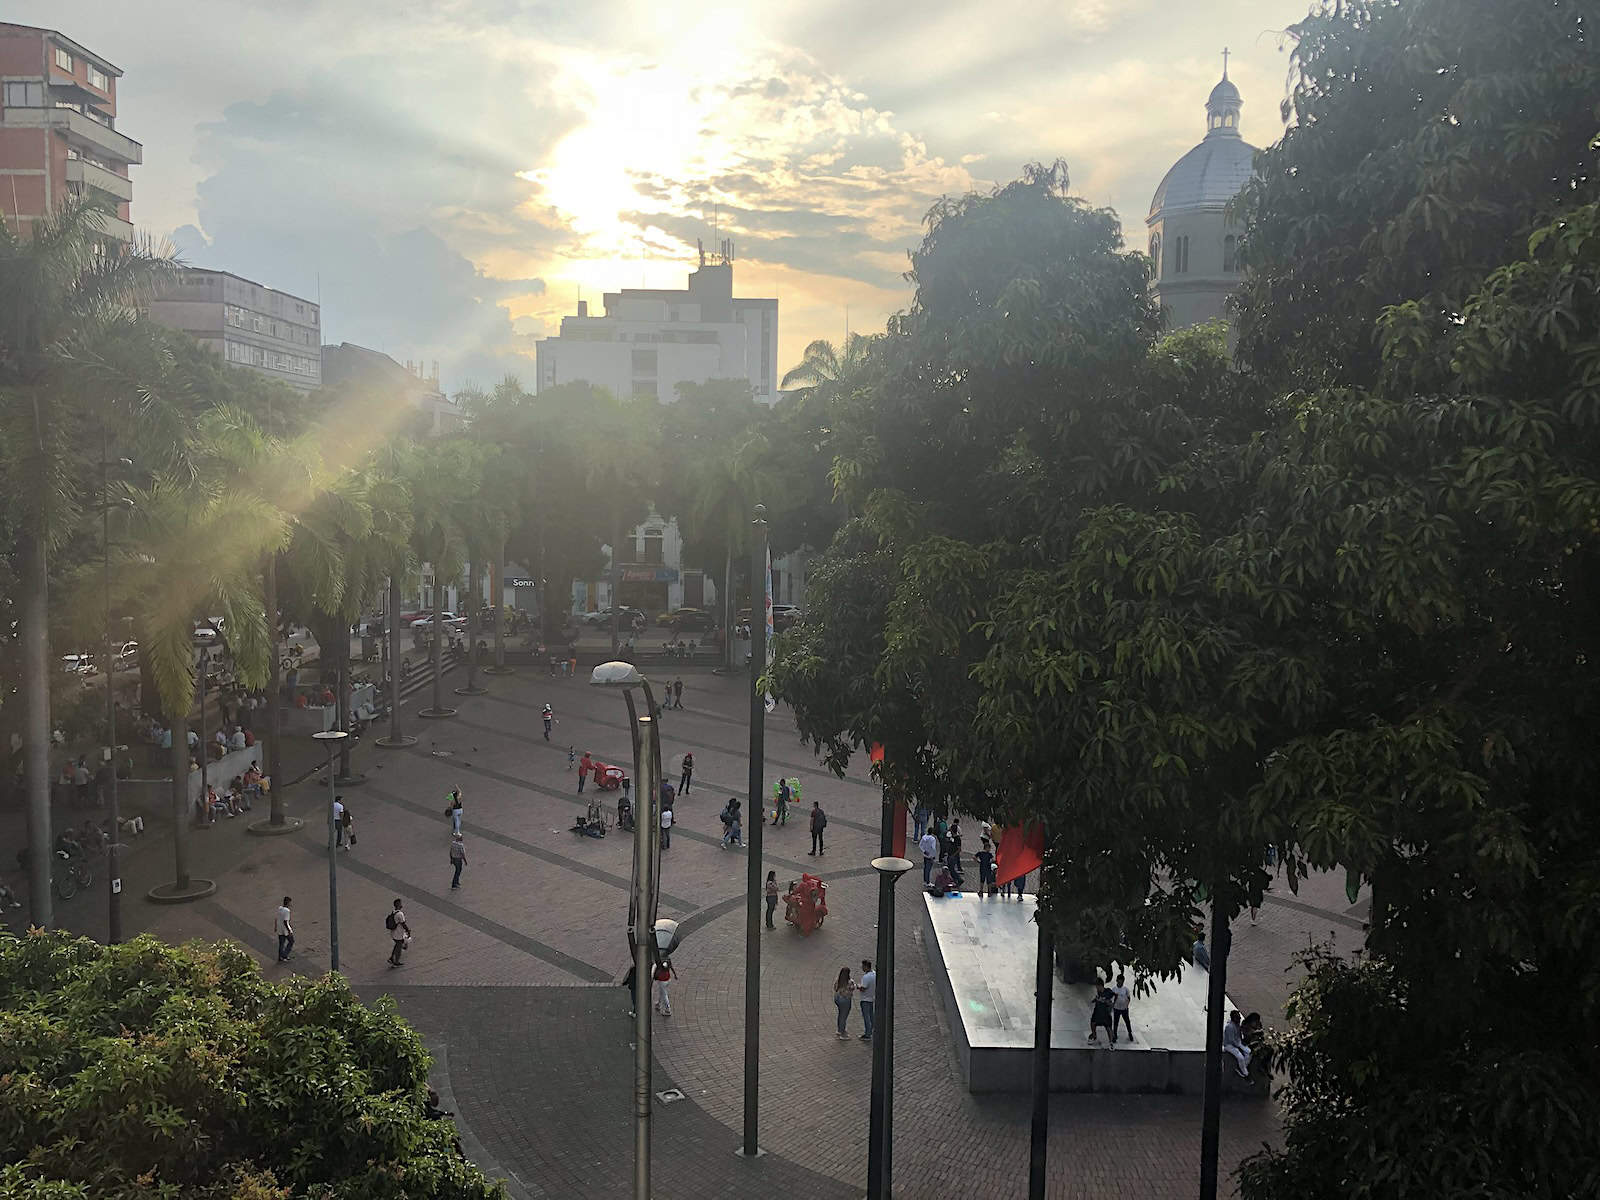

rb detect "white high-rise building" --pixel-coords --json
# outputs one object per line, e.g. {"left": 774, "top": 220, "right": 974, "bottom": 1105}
{"left": 535, "top": 250, "right": 778, "bottom": 403}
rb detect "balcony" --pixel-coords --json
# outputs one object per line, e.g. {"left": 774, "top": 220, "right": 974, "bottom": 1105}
{"left": 4, "top": 106, "right": 143, "bottom": 164}
{"left": 93, "top": 212, "right": 134, "bottom": 242}
{"left": 66, "top": 158, "right": 132, "bottom": 203}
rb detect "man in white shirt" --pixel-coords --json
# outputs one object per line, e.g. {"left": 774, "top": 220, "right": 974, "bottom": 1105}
{"left": 388, "top": 898, "right": 411, "bottom": 967}
{"left": 275, "top": 896, "right": 294, "bottom": 962}
{"left": 1222, "top": 1009, "right": 1251, "bottom": 1077}
{"left": 333, "top": 797, "right": 346, "bottom": 847}
{"left": 229, "top": 726, "right": 246, "bottom": 752}
{"left": 919, "top": 830, "right": 939, "bottom": 884}
{"left": 1111, "top": 972, "right": 1133, "bottom": 1043}
{"left": 660, "top": 803, "right": 673, "bottom": 850}
{"left": 857, "top": 959, "right": 877, "bottom": 1041}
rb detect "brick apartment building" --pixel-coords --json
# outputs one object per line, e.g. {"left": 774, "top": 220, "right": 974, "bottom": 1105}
{"left": 0, "top": 23, "right": 139, "bottom": 240}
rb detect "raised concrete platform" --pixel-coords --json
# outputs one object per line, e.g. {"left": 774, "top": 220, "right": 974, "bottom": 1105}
{"left": 922, "top": 892, "right": 1250, "bottom": 1094}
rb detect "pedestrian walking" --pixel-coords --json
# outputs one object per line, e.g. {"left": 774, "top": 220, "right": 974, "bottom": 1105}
{"left": 654, "top": 955, "right": 677, "bottom": 1017}
{"left": 341, "top": 801, "right": 355, "bottom": 849}
{"left": 386, "top": 898, "right": 411, "bottom": 967}
{"left": 73, "top": 757, "right": 91, "bottom": 805}
{"left": 1111, "top": 972, "right": 1134, "bottom": 1042}
{"left": 833, "top": 966, "right": 855, "bottom": 1039}
{"left": 913, "top": 804, "right": 931, "bottom": 842}
{"left": 445, "top": 789, "right": 463, "bottom": 834}
{"left": 719, "top": 798, "right": 742, "bottom": 848}
{"left": 275, "top": 896, "right": 294, "bottom": 962}
{"left": 919, "top": 829, "right": 938, "bottom": 884}
{"left": 976, "top": 838, "right": 995, "bottom": 896}
{"left": 808, "top": 801, "right": 827, "bottom": 856}
{"left": 764, "top": 870, "right": 779, "bottom": 929}
{"left": 660, "top": 802, "right": 673, "bottom": 850}
{"left": 679, "top": 752, "right": 694, "bottom": 794}
{"left": 449, "top": 832, "right": 467, "bottom": 888}
{"left": 672, "top": 677, "right": 684, "bottom": 709}
{"left": 542, "top": 704, "right": 554, "bottom": 741}
{"left": 857, "top": 959, "right": 876, "bottom": 1040}
{"left": 333, "top": 796, "right": 346, "bottom": 847}
{"left": 568, "top": 745, "right": 576, "bottom": 771}
{"left": 775, "top": 778, "right": 792, "bottom": 826}
{"left": 578, "top": 751, "right": 593, "bottom": 793}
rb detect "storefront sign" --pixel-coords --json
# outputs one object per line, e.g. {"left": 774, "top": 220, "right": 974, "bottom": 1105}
{"left": 621, "top": 566, "right": 679, "bottom": 583}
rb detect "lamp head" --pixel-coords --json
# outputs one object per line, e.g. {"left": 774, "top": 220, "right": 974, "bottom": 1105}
{"left": 871, "top": 855, "right": 915, "bottom": 879}
{"left": 311, "top": 730, "right": 350, "bottom": 743}
{"left": 590, "top": 660, "right": 644, "bottom": 689}
{"left": 653, "top": 917, "right": 681, "bottom": 954}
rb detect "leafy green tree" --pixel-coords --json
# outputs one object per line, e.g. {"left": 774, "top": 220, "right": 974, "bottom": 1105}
{"left": 0, "top": 930, "right": 504, "bottom": 1198}
{"left": 0, "top": 198, "right": 176, "bottom": 925}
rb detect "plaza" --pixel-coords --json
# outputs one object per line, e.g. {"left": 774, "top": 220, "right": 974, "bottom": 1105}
{"left": 33, "top": 659, "right": 1365, "bottom": 1198}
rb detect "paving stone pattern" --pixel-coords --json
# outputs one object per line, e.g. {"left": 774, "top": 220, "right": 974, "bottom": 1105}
{"left": 19, "top": 662, "right": 1370, "bottom": 1197}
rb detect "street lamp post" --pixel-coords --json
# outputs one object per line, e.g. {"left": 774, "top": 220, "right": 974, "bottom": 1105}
{"left": 591, "top": 661, "right": 664, "bottom": 1200}
{"left": 867, "top": 854, "right": 914, "bottom": 1199}
{"left": 742, "top": 503, "right": 768, "bottom": 1158}
{"left": 99, "top": 447, "right": 133, "bottom": 941}
{"left": 312, "top": 729, "right": 349, "bottom": 972}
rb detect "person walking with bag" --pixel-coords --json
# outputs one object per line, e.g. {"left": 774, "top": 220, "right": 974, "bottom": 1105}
{"left": 833, "top": 966, "right": 856, "bottom": 1039}
{"left": 449, "top": 832, "right": 467, "bottom": 889}
{"left": 765, "top": 870, "right": 780, "bottom": 929}
{"left": 341, "top": 801, "right": 356, "bottom": 849}
{"left": 386, "top": 898, "right": 411, "bottom": 967}
{"left": 654, "top": 956, "right": 677, "bottom": 1017}
{"left": 809, "top": 801, "right": 827, "bottom": 856}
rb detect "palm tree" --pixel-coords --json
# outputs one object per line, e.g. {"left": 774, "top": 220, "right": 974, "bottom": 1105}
{"left": 0, "top": 197, "right": 176, "bottom": 924}
{"left": 779, "top": 333, "right": 877, "bottom": 391}
{"left": 408, "top": 442, "right": 469, "bottom": 718}
{"left": 688, "top": 433, "right": 767, "bottom": 669}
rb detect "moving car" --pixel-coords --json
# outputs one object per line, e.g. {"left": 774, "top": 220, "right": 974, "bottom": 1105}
{"left": 410, "top": 612, "right": 467, "bottom": 632}
{"left": 666, "top": 607, "right": 715, "bottom": 634}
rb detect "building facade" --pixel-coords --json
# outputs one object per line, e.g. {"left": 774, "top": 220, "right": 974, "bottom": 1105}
{"left": 321, "top": 342, "right": 465, "bottom": 436}
{"left": 1146, "top": 67, "right": 1258, "bottom": 330}
{"left": 536, "top": 254, "right": 779, "bottom": 403}
{"left": 147, "top": 268, "right": 322, "bottom": 391}
{"left": 0, "top": 23, "right": 139, "bottom": 241}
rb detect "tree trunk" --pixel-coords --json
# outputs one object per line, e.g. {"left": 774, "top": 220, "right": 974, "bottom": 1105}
{"left": 610, "top": 504, "right": 622, "bottom": 659}
{"left": 387, "top": 575, "right": 403, "bottom": 742}
{"left": 264, "top": 553, "right": 285, "bottom": 824}
{"left": 723, "top": 548, "right": 735, "bottom": 670}
{"left": 493, "top": 539, "right": 506, "bottom": 668}
{"left": 336, "top": 620, "right": 351, "bottom": 778}
{"left": 170, "top": 708, "right": 191, "bottom": 890}
{"left": 431, "top": 575, "right": 444, "bottom": 714}
{"left": 466, "top": 559, "right": 480, "bottom": 691}
{"left": 1199, "top": 898, "right": 1232, "bottom": 1200}
{"left": 19, "top": 528, "right": 53, "bottom": 929}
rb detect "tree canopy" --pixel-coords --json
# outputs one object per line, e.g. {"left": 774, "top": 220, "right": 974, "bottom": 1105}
{"left": 0, "top": 931, "right": 503, "bottom": 1199}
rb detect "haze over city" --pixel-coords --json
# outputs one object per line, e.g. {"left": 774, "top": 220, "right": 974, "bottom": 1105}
{"left": 9, "top": 0, "right": 1301, "bottom": 386}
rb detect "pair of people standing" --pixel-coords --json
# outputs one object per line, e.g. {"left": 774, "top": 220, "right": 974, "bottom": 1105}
{"left": 667, "top": 678, "right": 685, "bottom": 709}
{"left": 333, "top": 796, "right": 355, "bottom": 848}
{"left": 831, "top": 959, "right": 877, "bottom": 1040}
{"left": 719, "top": 798, "right": 743, "bottom": 848}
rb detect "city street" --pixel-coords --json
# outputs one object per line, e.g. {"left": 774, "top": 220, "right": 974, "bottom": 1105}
{"left": 26, "top": 661, "right": 1365, "bottom": 1199}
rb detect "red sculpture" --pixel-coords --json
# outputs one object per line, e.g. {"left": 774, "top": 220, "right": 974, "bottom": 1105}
{"left": 783, "top": 873, "right": 829, "bottom": 935}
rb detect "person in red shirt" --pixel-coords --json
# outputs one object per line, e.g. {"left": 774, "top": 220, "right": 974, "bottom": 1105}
{"left": 578, "top": 751, "right": 594, "bottom": 793}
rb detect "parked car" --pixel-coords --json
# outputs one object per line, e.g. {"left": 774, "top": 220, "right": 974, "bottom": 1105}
{"left": 773, "top": 605, "right": 802, "bottom": 632}
{"left": 61, "top": 651, "right": 95, "bottom": 674}
{"left": 666, "top": 608, "right": 716, "bottom": 634}
{"left": 581, "top": 607, "right": 646, "bottom": 630}
{"left": 192, "top": 622, "right": 220, "bottom": 644}
{"left": 114, "top": 640, "right": 139, "bottom": 670}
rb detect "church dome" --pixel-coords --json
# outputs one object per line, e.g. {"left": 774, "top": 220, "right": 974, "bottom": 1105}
{"left": 1147, "top": 63, "right": 1257, "bottom": 221}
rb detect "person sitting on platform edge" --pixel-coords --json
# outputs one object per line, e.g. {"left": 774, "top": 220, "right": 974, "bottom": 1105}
{"left": 1192, "top": 929, "right": 1211, "bottom": 971}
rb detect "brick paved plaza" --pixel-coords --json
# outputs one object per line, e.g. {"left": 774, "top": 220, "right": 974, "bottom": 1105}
{"left": 29, "top": 662, "right": 1366, "bottom": 1198}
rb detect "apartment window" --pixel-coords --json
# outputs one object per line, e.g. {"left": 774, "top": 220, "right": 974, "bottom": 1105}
{"left": 642, "top": 529, "right": 664, "bottom": 565}
{"left": 87, "top": 66, "right": 109, "bottom": 91}
{"left": 54, "top": 47, "right": 72, "bottom": 71}
{"left": 3, "top": 82, "right": 43, "bottom": 108}
{"left": 631, "top": 348, "right": 657, "bottom": 376}
{"left": 1223, "top": 235, "right": 1237, "bottom": 273}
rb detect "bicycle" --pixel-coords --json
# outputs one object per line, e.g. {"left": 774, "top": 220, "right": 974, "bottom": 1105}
{"left": 52, "top": 850, "right": 92, "bottom": 900}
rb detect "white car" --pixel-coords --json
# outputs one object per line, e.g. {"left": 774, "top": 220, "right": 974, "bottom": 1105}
{"left": 61, "top": 652, "right": 95, "bottom": 674}
{"left": 411, "top": 612, "right": 467, "bottom": 632}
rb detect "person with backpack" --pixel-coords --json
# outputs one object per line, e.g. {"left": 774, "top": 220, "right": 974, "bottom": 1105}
{"left": 809, "top": 801, "right": 827, "bottom": 856}
{"left": 386, "top": 898, "right": 411, "bottom": 967}
{"left": 449, "top": 833, "right": 467, "bottom": 889}
{"left": 719, "top": 798, "right": 742, "bottom": 849}
{"left": 653, "top": 955, "right": 677, "bottom": 1017}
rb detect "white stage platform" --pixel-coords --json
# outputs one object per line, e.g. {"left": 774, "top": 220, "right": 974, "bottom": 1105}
{"left": 922, "top": 892, "right": 1251, "bottom": 1094}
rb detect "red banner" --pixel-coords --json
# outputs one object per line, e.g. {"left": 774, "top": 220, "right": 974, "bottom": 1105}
{"left": 994, "top": 822, "right": 1045, "bottom": 888}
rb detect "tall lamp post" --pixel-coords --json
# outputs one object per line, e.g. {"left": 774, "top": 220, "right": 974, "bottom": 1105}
{"left": 98, "top": 447, "right": 133, "bottom": 941}
{"left": 867, "top": 854, "right": 914, "bottom": 1200}
{"left": 590, "top": 661, "right": 664, "bottom": 1200}
{"left": 312, "top": 729, "right": 348, "bottom": 972}
{"left": 741, "top": 503, "right": 768, "bottom": 1158}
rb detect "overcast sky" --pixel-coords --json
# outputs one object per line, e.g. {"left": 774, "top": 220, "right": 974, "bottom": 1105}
{"left": 21, "top": 0, "right": 1309, "bottom": 390}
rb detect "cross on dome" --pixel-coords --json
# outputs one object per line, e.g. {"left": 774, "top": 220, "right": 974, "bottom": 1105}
{"left": 1205, "top": 51, "right": 1242, "bottom": 137}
